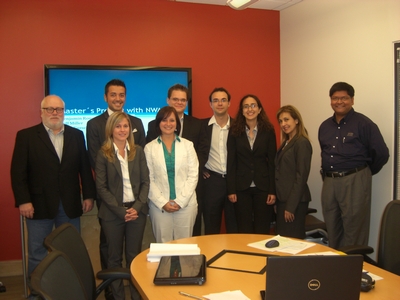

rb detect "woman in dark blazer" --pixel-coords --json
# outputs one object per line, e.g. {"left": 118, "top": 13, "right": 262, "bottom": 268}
{"left": 227, "top": 95, "right": 277, "bottom": 234}
{"left": 96, "top": 112, "right": 149, "bottom": 300}
{"left": 275, "top": 105, "right": 312, "bottom": 239}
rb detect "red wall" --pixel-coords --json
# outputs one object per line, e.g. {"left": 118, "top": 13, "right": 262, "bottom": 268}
{"left": 0, "top": 0, "right": 280, "bottom": 261}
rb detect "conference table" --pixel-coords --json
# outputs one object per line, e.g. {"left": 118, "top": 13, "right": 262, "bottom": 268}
{"left": 130, "top": 234, "right": 400, "bottom": 300}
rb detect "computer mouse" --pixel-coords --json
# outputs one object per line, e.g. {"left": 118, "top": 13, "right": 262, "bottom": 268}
{"left": 265, "top": 239, "right": 280, "bottom": 248}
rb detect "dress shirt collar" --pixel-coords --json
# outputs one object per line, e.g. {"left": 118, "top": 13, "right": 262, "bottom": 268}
{"left": 107, "top": 108, "right": 124, "bottom": 116}
{"left": 113, "top": 141, "right": 130, "bottom": 154}
{"left": 208, "top": 115, "right": 230, "bottom": 129}
{"left": 245, "top": 124, "right": 258, "bottom": 134}
{"left": 43, "top": 123, "right": 65, "bottom": 134}
{"left": 331, "top": 107, "right": 355, "bottom": 124}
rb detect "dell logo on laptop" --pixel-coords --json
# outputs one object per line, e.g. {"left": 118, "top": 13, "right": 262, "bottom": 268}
{"left": 308, "top": 279, "right": 321, "bottom": 291}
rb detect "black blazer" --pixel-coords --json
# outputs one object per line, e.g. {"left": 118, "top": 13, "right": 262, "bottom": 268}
{"left": 146, "top": 114, "right": 202, "bottom": 151}
{"left": 86, "top": 111, "right": 146, "bottom": 169}
{"left": 227, "top": 128, "right": 277, "bottom": 195}
{"left": 197, "top": 118, "right": 213, "bottom": 170}
{"left": 11, "top": 123, "right": 96, "bottom": 219}
{"left": 275, "top": 136, "right": 312, "bottom": 213}
{"left": 197, "top": 117, "right": 233, "bottom": 170}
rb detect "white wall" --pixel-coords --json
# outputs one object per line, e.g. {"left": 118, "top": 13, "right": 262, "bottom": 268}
{"left": 280, "top": 0, "right": 400, "bottom": 253}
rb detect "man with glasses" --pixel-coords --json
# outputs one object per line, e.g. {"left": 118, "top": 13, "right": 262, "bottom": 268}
{"left": 146, "top": 84, "right": 201, "bottom": 147}
{"left": 11, "top": 95, "right": 95, "bottom": 299}
{"left": 198, "top": 87, "right": 237, "bottom": 234}
{"left": 318, "top": 82, "right": 389, "bottom": 249}
{"left": 146, "top": 84, "right": 203, "bottom": 235}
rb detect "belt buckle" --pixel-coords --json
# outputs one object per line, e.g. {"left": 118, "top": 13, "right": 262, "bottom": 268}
{"left": 123, "top": 202, "right": 133, "bottom": 209}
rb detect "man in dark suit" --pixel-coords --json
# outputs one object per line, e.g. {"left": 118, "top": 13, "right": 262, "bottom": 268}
{"left": 10, "top": 95, "right": 95, "bottom": 293}
{"left": 87, "top": 79, "right": 146, "bottom": 167}
{"left": 146, "top": 84, "right": 201, "bottom": 148}
{"left": 198, "top": 87, "right": 237, "bottom": 234}
{"left": 86, "top": 79, "right": 145, "bottom": 299}
{"left": 146, "top": 84, "right": 203, "bottom": 235}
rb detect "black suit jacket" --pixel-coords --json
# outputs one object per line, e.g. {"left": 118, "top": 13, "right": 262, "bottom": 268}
{"left": 10, "top": 123, "right": 96, "bottom": 219}
{"left": 275, "top": 136, "right": 312, "bottom": 213}
{"left": 86, "top": 111, "right": 146, "bottom": 169}
{"left": 227, "top": 128, "right": 277, "bottom": 195}
{"left": 198, "top": 117, "right": 213, "bottom": 170}
{"left": 146, "top": 114, "right": 202, "bottom": 151}
{"left": 197, "top": 117, "right": 233, "bottom": 170}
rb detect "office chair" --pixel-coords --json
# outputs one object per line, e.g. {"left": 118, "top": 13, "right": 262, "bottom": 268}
{"left": 31, "top": 250, "right": 88, "bottom": 300}
{"left": 340, "top": 200, "right": 400, "bottom": 275}
{"left": 304, "top": 208, "right": 328, "bottom": 245}
{"left": 44, "top": 223, "right": 132, "bottom": 299}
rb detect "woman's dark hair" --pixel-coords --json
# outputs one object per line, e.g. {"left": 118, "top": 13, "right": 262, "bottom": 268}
{"left": 155, "top": 106, "right": 181, "bottom": 136}
{"left": 230, "top": 94, "right": 273, "bottom": 136}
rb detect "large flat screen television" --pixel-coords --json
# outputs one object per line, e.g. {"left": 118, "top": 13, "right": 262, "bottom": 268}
{"left": 44, "top": 65, "right": 192, "bottom": 139}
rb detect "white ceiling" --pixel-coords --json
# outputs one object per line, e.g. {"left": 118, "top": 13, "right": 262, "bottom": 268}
{"left": 171, "top": 0, "right": 303, "bottom": 11}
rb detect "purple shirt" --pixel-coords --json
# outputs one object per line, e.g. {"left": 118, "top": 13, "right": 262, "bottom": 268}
{"left": 318, "top": 108, "right": 389, "bottom": 175}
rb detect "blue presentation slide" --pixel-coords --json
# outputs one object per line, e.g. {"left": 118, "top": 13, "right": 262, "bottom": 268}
{"left": 46, "top": 67, "right": 190, "bottom": 139}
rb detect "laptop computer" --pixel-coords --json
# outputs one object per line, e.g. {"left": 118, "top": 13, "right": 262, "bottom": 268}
{"left": 263, "top": 255, "right": 363, "bottom": 300}
{"left": 153, "top": 254, "right": 206, "bottom": 285}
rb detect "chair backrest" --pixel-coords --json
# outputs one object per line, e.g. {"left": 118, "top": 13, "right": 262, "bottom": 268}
{"left": 44, "top": 223, "right": 96, "bottom": 299}
{"left": 377, "top": 200, "right": 400, "bottom": 275}
{"left": 31, "top": 250, "right": 88, "bottom": 300}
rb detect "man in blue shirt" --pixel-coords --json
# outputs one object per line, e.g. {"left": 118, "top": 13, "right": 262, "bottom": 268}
{"left": 318, "top": 82, "right": 389, "bottom": 249}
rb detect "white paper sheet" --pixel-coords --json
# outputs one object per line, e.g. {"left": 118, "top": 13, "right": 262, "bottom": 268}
{"left": 247, "top": 235, "right": 315, "bottom": 254}
{"left": 203, "top": 290, "right": 250, "bottom": 300}
{"left": 146, "top": 243, "right": 200, "bottom": 262}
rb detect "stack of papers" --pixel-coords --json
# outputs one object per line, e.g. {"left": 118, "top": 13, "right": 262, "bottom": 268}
{"left": 146, "top": 243, "right": 200, "bottom": 262}
{"left": 203, "top": 290, "right": 250, "bottom": 300}
{"left": 247, "top": 235, "right": 315, "bottom": 254}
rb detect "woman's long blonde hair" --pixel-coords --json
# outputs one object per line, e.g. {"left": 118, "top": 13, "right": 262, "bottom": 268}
{"left": 100, "top": 112, "right": 136, "bottom": 162}
{"left": 276, "top": 105, "right": 310, "bottom": 144}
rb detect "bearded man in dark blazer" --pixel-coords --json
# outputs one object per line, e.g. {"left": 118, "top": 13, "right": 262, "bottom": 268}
{"left": 10, "top": 95, "right": 95, "bottom": 285}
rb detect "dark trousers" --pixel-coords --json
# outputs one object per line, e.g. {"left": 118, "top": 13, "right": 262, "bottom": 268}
{"left": 97, "top": 199, "right": 113, "bottom": 299}
{"left": 235, "top": 187, "right": 273, "bottom": 234}
{"left": 101, "top": 211, "right": 146, "bottom": 300}
{"left": 203, "top": 172, "right": 237, "bottom": 234}
{"left": 96, "top": 199, "right": 109, "bottom": 270}
{"left": 192, "top": 185, "right": 203, "bottom": 236}
{"left": 276, "top": 200, "right": 309, "bottom": 239}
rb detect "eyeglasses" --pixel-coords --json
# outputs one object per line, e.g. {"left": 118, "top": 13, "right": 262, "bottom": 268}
{"left": 211, "top": 99, "right": 228, "bottom": 103}
{"left": 170, "top": 98, "right": 187, "bottom": 103}
{"left": 42, "top": 107, "right": 64, "bottom": 114}
{"left": 242, "top": 103, "right": 257, "bottom": 110}
{"left": 331, "top": 96, "right": 351, "bottom": 102}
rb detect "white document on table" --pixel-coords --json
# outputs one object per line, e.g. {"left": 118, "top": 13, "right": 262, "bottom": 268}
{"left": 247, "top": 235, "right": 315, "bottom": 254}
{"left": 146, "top": 243, "right": 200, "bottom": 262}
{"left": 203, "top": 290, "right": 250, "bottom": 300}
